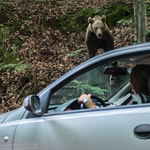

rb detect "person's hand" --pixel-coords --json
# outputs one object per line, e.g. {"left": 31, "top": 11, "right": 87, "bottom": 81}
{"left": 78, "top": 94, "right": 91, "bottom": 103}
{"left": 78, "top": 94, "right": 97, "bottom": 108}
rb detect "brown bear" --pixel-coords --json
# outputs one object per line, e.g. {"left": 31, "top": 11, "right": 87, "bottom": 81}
{"left": 85, "top": 15, "right": 114, "bottom": 58}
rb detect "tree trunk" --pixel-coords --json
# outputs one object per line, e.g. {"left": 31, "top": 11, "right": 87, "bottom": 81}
{"left": 145, "top": 2, "right": 148, "bottom": 32}
{"left": 134, "top": 0, "right": 146, "bottom": 43}
{"left": 134, "top": 0, "right": 138, "bottom": 41}
{"left": 138, "top": 0, "right": 146, "bottom": 43}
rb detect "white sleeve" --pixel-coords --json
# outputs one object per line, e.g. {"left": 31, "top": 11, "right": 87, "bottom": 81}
{"left": 112, "top": 93, "right": 132, "bottom": 106}
{"left": 132, "top": 94, "right": 143, "bottom": 104}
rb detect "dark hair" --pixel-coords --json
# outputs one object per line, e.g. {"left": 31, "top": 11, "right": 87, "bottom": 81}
{"left": 130, "top": 64, "right": 150, "bottom": 95}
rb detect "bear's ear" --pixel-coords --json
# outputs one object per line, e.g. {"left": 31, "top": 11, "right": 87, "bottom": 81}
{"left": 88, "top": 17, "right": 94, "bottom": 24}
{"left": 101, "top": 15, "right": 106, "bottom": 22}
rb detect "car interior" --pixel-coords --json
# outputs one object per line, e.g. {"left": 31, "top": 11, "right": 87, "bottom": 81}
{"left": 46, "top": 52, "right": 150, "bottom": 113}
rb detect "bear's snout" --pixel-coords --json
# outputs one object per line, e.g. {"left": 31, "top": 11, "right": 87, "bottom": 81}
{"left": 98, "top": 33, "right": 102, "bottom": 39}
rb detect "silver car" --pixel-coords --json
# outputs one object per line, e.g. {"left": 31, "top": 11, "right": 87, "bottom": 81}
{"left": 1, "top": 43, "right": 150, "bottom": 150}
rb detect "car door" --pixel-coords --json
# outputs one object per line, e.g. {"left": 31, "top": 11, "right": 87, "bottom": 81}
{"left": 13, "top": 104, "right": 150, "bottom": 150}
{"left": 0, "top": 107, "right": 26, "bottom": 150}
{"left": 0, "top": 121, "right": 18, "bottom": 150}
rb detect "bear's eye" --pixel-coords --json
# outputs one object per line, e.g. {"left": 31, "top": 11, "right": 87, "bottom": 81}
{"left": 101, "top": 27, "right": 103, "bottom": 30}
{"left": 95, "top": 27, "right": 98, "bottom": 30}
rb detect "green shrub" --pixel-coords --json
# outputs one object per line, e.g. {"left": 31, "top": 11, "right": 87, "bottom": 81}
{"left": 59, "top": 8, "right": 101, "bottom": 32}
{"left": 106, "top": 5, "right": 133, "bottom": 26}
{"left": 0, "top": 62, "right": 27, "bottom": 73}
{"left": 66, "top": 49, "right": 86, "bottom": 58}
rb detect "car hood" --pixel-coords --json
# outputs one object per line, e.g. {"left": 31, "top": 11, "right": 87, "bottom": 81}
{"left": 0, "top": 111, "right": 13, "bottom": 123}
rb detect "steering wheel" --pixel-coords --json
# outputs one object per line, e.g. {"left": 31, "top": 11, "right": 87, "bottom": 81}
{"left": 80, "top": 95, "right": 106, "bottom": 109}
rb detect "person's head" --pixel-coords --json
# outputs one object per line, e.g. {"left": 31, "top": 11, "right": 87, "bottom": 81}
{"left": 130, "top": 64, "right": 150, "bottom": 95}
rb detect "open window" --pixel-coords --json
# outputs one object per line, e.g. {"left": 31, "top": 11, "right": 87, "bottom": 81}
{"left": 48, "top": 61, "right": 131, "bottom": 112}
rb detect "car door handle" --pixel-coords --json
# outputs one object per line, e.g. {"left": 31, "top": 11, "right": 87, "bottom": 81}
{"left": 2, "top": 136, "right": 9, "bottom": 142}
{"left": 134, "top": 124, "right": 150, "bottom": 139}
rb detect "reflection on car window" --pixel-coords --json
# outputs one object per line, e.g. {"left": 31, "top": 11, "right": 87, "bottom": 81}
{"left": 50, "top": 62, "right": 130, "bottom": 105}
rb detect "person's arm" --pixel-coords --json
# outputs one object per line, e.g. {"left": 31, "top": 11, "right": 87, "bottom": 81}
{"left": 78, "top": 94, "right": 97, "bottom": 108}
{"left": 113, "top": 93, "right": 132, "bottom": 106}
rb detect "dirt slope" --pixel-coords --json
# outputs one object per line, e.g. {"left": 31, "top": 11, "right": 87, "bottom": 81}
{"left": 0, "top": 0, "right": 144, "bottom": 113}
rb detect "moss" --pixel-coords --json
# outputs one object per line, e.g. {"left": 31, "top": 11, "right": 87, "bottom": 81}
{"left": 13, "top": 20, "right": 21, "bottom": 29}
{"left": 14, "top": 37, "right": 22, "bottom": 49}
{"left": 0, "top": 29, "right": 7, "bottom": 42}
{"left": 0, "top": 14, "right": 9, "bottom": 24}
{"left": 0, "top": 26, "right": 11, "bottom": 45}
{"left": 106, "top": 4, "right": 133, "bottom": 26}
{"left": 1, "top": 40, "right": 21, "bottom": 66}
{"left": 3, "top": 48, "right": 18, "bottom": 64}
{"left": 59, "top": 8, "right": 101, "bottom": 32}
{"left": 58, "top": 3, "right": 133, "bottom": 32}
{"left": 0, "top": 45, "right": 4, "bottom": 51}
{"left": 30, "top": 25, "right": 37, "bottom": 34}
{"left": 3, "top": 25, "right": 11, "bottom": 31}
{"left": 59, "top": 14, "right": 76, "bottom": 31}
{"left": 0, "top": 26, "right": 12, "bottom": 62}
{"left": 0, "top": 45, "right": 5, "bottom": 61}
{"left": 0, "top": 25, "right": 14, "bottom": 38}
{"left": 20, "top": 14, "right": 29, "bottom": 20}
{"left": 45, "top": 18, "right": 60, "bottom": 29}
{"left": 146, "top": 2, "right": 150, "bottom": 17}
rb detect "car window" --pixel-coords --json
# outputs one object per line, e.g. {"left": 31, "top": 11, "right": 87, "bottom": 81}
{"left": 49, "top": 62, "right": 131, "bottom": 105}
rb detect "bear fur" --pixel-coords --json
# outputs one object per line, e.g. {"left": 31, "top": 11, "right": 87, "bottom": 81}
{"left": 85, "top": 15, "right": 114, "bottom": 58}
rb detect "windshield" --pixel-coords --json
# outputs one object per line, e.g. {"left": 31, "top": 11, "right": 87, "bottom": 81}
{"left": 50, "top": 61, "right": 131, "bottom": 105}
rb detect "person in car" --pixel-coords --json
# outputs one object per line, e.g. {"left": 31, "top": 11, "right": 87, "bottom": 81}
{"left": 78, "top": 64, "right": 150, "bottom": 108}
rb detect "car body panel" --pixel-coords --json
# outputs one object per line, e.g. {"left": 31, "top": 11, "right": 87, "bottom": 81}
{"left": 4, "top": 107, "right": 26, "bottom": 123}
{"left": 0, "top": 112, "right": 11, "bottom": 123}
{"left": 0, "top": 120, "right": 19, "bottom": 150}
{"left": 0, "top": 107, "right": 26, "bottom": 150}
{"left": 14, "top": 105, "right": 150, "bottom": 150}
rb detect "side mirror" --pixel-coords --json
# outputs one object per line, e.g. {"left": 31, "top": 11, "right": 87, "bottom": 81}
{"left": 103, "top": 66, "right": 127, "bottom": 75}
{"left": 23, "top": 95, "right": 43, "bottom": 117}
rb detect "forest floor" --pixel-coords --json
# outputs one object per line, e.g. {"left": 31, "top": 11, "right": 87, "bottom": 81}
{"left": 0, "top": 0, "right": 150, "bottom": 113}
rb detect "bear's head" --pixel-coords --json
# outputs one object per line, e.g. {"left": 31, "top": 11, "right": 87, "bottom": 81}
{"left": 88, "top": 15, "right": 107, "bottom": 39}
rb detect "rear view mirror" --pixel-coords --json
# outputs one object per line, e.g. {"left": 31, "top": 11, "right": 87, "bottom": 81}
{"left": 103, "top": 66, "right": 127, "bottom": 75}
{"left": 23, "top": 95, "right": 43, "bottom": 117}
